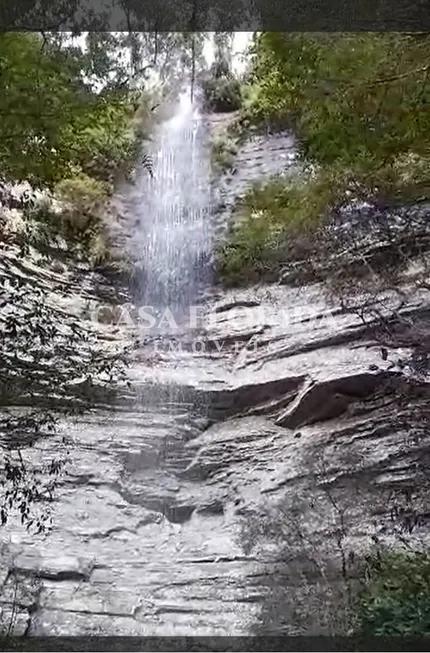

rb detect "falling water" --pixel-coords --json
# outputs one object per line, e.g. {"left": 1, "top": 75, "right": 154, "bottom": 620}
{"left": 131, "top": 90, "right": 212, "bottom": 333}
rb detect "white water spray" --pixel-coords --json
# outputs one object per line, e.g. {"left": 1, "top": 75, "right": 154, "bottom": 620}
{"left": 131, "top": 90, "right": 212, "bottom": 328}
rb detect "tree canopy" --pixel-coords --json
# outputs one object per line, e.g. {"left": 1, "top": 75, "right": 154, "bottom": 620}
{"left": 0, "top": 32, "right": 140, "bottom": 187}
{"left": 246, "top": 32, "right": 430, "bottom": 205}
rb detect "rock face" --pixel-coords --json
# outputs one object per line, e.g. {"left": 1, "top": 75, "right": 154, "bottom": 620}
{"left": 209, "top": 113, "right": 299, "bottom": 244}
{"left": 1, "top": 113, "right": 430, "bottom": 638}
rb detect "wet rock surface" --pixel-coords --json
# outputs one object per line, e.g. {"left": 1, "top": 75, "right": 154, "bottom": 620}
{"left": 1, "top": 114, "right": 430, "bottom": 637}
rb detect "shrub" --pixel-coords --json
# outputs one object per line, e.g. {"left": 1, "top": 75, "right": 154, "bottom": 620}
{"left": 54, "top": 173, "right": 109, "bottom": 238}
{"left": 13, "top": 173, "right": 111, "bottom": 260}
{"left": 210, "top": 136, "right": 238, "bottom": 174}
{"left": 217, "top": 170, "right": 348, "bottom": 285}
{"left": 202, "top": 76, "right": 242, "bottom": 113}
{"left": 217, "top": 227, "right": 282, "bottom": 286}
{"left": 87, "top": 231, "right": 111, "bottom": 267}
{"left": 354, "top": 550, "right": 430, "bottom": 636}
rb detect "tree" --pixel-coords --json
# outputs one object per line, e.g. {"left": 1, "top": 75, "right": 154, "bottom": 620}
{"left": 355, "top": 551, "right": 430, "bottom": 636}
{"left": 0, "top": 32, "right": 148, "bottom": 188}
{"left": 201, "top": 32, "right": 242, "bottom": 112}
{"left": 212, "top": 32, "right": 233, "bottom": 78}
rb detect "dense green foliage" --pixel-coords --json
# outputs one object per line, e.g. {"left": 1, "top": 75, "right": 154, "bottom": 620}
{"left": 0, "top": 32, "right": 144, "bottom": 188}
{"left": 247, "top": 32, "right": 430, "bottom": 194}
{"left": 202, "top": 76, "right": 242, "bottom": 112}
{"left": 218, "top": 171, "right": 338, "bottom": 284}
{"left": 354, "top": 550, "right": 430, "bottom": 636}
{"left": 219, "top": 32, "right": 430, "bottom": 284}
{"left": 201, "top": 32, "right": 242, "bottom": 112}
{"left": 0, "top": 31, "right": 150, "bottom": 262}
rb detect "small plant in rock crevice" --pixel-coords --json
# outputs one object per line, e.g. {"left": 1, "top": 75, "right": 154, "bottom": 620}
{"left": 210, "top": 136, "right": 238, "bottom": 175}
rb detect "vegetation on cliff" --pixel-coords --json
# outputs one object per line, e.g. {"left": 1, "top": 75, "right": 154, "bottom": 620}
{"left": 0, "top": 33, "right": 140, "bottom": 187}
{"left": 0, "top": 32, "right": 148, "bottom": 533}
{"left": 0, "top": 32, "right": 152, "bottom": 264}
{"left": 219, "top": 32, "right": 430, "bottom": 284}
{"left": 354, "top": 550, "right": 430, "bottom": 637}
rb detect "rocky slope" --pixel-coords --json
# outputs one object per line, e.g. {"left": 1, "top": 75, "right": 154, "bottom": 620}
{"left": 1, "top": 114, "right": 430, "bottom": 638}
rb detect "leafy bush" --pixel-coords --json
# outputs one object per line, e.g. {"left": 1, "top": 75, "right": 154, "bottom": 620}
{"left": 54, "top": 174, "right": 108, "bottom": 235}
{"left": 217, "top": 171, "right": 346, "bottom": 285}
{"left": 354, "top": 550, "right": 430, "bottom": 636}
{"left": 202, "top": 76, "right": 242, "bottom": 112}
{"left": 210, "top": 136, "right": 237, "bottom": 174}
{"left": 87, "top": 231, "right": 111, "bottom": 267}
{"left": 13, "top": 175, "right": 111, "bottom": 261}
{"left": 217, "top": 225, "right": 282, "bottom": 286}
{"left": 52, "top": 174, "right": 110, "bottom": 261}
{"left": 66, "top": 95, "right": 144, "bottom": 184}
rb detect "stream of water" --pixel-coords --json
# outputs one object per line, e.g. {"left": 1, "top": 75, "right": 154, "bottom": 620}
{"left": 132, "top": 91, "right": 213, "bottom": 333}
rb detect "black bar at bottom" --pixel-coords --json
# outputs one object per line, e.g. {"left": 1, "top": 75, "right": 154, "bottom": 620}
{"left": 0, "top": 636, "right": 429, "bottom": 651}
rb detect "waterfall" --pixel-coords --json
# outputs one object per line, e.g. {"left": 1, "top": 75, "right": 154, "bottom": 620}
{"left": 131, "top": 90, "right": 212, "bottom": 336}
